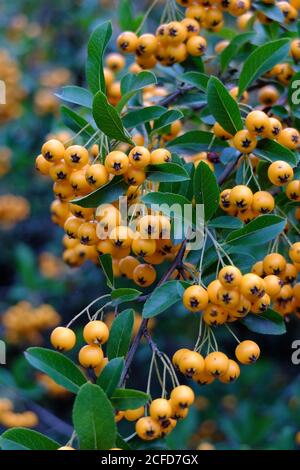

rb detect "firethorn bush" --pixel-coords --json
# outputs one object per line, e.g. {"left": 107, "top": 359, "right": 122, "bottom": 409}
{"left": 2, "top": 0, "right": 300, "bottom": 452}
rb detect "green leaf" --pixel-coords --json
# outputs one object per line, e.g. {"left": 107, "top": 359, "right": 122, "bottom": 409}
{"left": 73, "top": 383, "right": 116, "bottom": 450}
{"left": 107, "top": 309, "right": 134, "bottom": 360}
{"left": 241, "top": 309, "right": 286, "bottom": 335}
{"left": 25, "top": 347, "right": 86, "bottom": 394}
{"left": 220, "top": 32, "right": 255, "bottom": 72}
{"left": 117, "top": 71, "right": 157, "bottom": 111}
{"left": 72, "top": 175, "right": 127, "bottom": 208}
{"left": 238, "top": 39, "right": 290, "bottom": 96}
{"left": 253, "top": 2, "right": 285, "bottom": 22}
{"left": 56, "top": 86, "right": 93, "bottom": 108}
{"left": 209, "top": 216, "right": 243, "bottom": 229}
{"left": 61, "top": 105, "right": 96, "bottom": 138}
{"left": 99, "top": 254, "right": 114, "bottom": 289}
{"left": 255, "top": 139, "right": 297, "bottom": 166}
{"left": 166, "top": 130, "right": 228, "bottom": 154}
{"left": 97, "top": 357, "right": 124, "bottom": 397}
{"left": 93, "top": 91, "right": 134, "bottom": 145}
{"left": 119, "top": 0, "right": 143, "bottom": 31}
{"left": 110, "top": 389, "right": 149, "bottom": 410}
{"left": 207, "top": 76, "right": 243, "bottom": 135}
{"left": 111, "top": 288, "right": 142, "bottom": 303}
{"left": 147, "top": 163, "right": 190, "bottom": 183}
{"left": 193, "top": 161, "right": 220, "bottom": 221}
{"left": 180, "top": 72, "right": 209, "bottom": 91}
{"left": 150, "top": 109, "right": 183, "bottom": 136}
{"left": 142, "top": 192, "right": 193, "bottom": 225}
{"left": 142, "top": 280, "right": 190, "bottom": 318}
{"left": 0, "top": 428, "right": 60, "bottom": 451}
{"left": 122, "top": 106, "right": 166, "bottom": 128}
{"left": 86, "top": 21, "right": 112, "bottom": 94}
{"left": 226, "top": 215, "right": 286, "bottom": 246}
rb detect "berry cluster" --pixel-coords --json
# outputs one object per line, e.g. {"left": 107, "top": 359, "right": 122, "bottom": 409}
{"left": 0, "top": 147, "right": 11, "bottom": 178}
{"left": 2, "top": 301, "right": 61, "bottom": 344}
{"left": 252, "top": 250, "right": 300, "bottom": 315}
{"left": 0, "top": 399, "right": 38, "bottom": 429}
{"left": 0, "top": 49, "right": 25, "bottom": 124}
{"left": 36, "top": 138, "right": 180, "bottom": 287}
{"left": 0, "top": 195, "right": 30, "bottom": 227}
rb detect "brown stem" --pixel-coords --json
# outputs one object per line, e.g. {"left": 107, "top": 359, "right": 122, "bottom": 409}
{"left": 217, "top": 153, "right": 242, "bottom": 186}
{"left": 120, "top": 239, "right": 187, "bottom": 386}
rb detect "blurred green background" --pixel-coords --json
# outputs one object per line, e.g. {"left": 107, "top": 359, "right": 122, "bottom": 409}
{"left": 1, "top": 0, "right": 300, "bottom": 450}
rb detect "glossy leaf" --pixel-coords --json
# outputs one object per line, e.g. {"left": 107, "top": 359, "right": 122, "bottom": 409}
{"left": 86, "top": 21, "right": 112, "bottom": 94}
{"left": 56, "top": 86, "right": 93, "bottom": 108}
{"left": 99, "top": 254, "right": 114, "bottom": 289}
{"left": 93, "top": 91, "right": 134, "bottom": 145}
{"left": 107, "top": 309, "right": 134, "bottom": 360}
{"left": 207, "top": 76, "right": 243, "bottom": 134}
{"left": 73, "top": 383, "right": 116, "bottom": 450}
{"left": 72, "top": 175, "right": 126, "bottom": 208}
{"left": 241, "top": 309, "right": 286, "bottom": 335}
{"left": 142, "top": 280, "right": 191, "bottom": 318}
{"left": 25, "top": 347, "right": 86, "bottom": 394}
{"left": 193, "top": 161, "right": 220, "bottom": 221}
{"left": 226, "top": 215, "right": 286, "bottom": 246}
{"left": 147, "top": 163, "right": 190, "bottom": 183}
{"left": 0, "top": 428, "right": 60, "bottom": 451}
{"left": 238, "top": 39, "right": 290, "bottom": 97}
{"left": 110, "top": 388, "right": 149, "bottom": 410}
{"left": 97, "top": 357, "right": 124, "bottom": 397}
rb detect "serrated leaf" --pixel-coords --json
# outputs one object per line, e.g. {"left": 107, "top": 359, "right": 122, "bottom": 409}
{"left": 73, "top": 383, "right": 116, "bottom": 450}
{"left": 110, "top": 389, "right": 149, "bottom": 410}
{"left": 0, "top": 428, "right": 60, "bottom": 451}
{"left": 241, "top": 309, "right": 286, "bottom": 335}
{"left": 25, "top": 347, "right": 86, "bottom": 394}
{"left": 193, "top": 161, "right": 220, "bottom": 221}
{"left": 207, "top": 76, "right": 243, "bottom": 135}
{"left": 86, "top": 21, "right": 112, "bottom": 94}
{"left": 93, "top": 91, "right": 134, "bottom": 145}
{"left": 226, "top": 215, "right": 286, "bottom": 246}
{"left": 97, "top": 357, "right": 124, "bottom": 397}
{"left": 56, "top": 86, "right": 93, "bottom": 108}
{"left": 107, "top": 309, "right": 134, "bottom": 360}
{"left": 238, "top": 39, "right": 290, "bottom": 96}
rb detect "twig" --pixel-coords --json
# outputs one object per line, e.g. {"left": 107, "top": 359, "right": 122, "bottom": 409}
{"left": 120, "top": 238, "right": 187, "bottom": 385}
